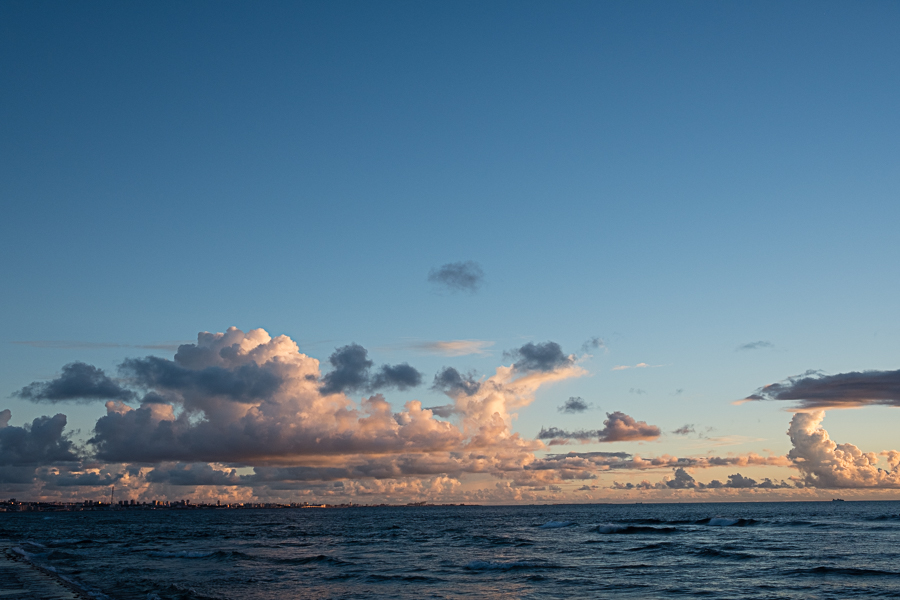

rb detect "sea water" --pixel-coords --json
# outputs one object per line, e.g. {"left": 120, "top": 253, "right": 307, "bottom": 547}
{"left": 3, "top": 501, "right": 900, "bottom": 599}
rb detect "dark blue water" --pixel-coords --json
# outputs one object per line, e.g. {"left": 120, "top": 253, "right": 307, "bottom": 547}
{"left": 3, "top": 502, "right": 900, "bottom": 599}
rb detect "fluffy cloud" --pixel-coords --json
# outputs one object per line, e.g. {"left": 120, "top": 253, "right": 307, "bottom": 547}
{"left": 16, "top": 362, "right": 134, "bottom": 402}
{"left": 612, "top": 468, "right": 792, "bottom": 490}
{"left": 0, "top": 410, "right": 79, "bottom": 466}
{"left": 537, "top": 411, "right": 661, "bottom": 444}
{"left": 504, "top": 341, "right": 573, "bottom": 372}
{"left": 319, "top": 344, "right": 422, "bottom": 395}
{"left": 9, "top": 329, "right": 582, "bottom": 487}
{"left": 558, "top": 397, "right": 591, "bottom": 413}
{"left": 788, "top": 411, "right": 900, "bottom": 488}
{"left": 745, "top": 369, "right": 900, "bottom": 409}
{"left": 431, "top": 367, "right": 481, "bottom": 396}
{"left": 427, "top": 261, "right": 484, "bottom": 293}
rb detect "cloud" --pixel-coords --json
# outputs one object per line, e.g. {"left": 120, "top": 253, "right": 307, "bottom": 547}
{"left": 558, "top": 397, "right": 591, "bottom": 413}
{"left": 537, "top": 411, "right": 661, "bottom": 444}
{"left": 15, "top": 362, "right": 134, "bottom": 403}
{"left": 0, "top": 410, "right": 79, "bottom": 466}
{"left": 612, "top": 363, "right": 657, "bottom": 371}
{"left": 672, "top": 424, "right": 695, "bottom": 435}
{"left": 744, "top": 369, "right": 900, "bottom": 409}
{"left": 629, "top": 388, "right": 646, "bottom": 395}
{"left": 787, "top": 411, "right": 900, "bottom": 488}
{"left": 431, "top": 367, "right": 481, "bottom": 396}
{"left": 146, "top": 463, "right": 240, "bottom": 486}
{"left": 319, "top": 344, "right": 423, "bottom": 395}
{"left": 427, "top": 261, "right": 484, "bottom": 293}
{"left": 412, "top": 340, "right": 494, "bottom": 356}
{"left": 737, "top": 341, "right": 774, "bottom": 351}
{"left": 505, "top": 341, "right": 573, "bottom": 372}
{"left": 318, "top": 344, "right": 373, "bottom": 395}
{"left": 122, "top": 356, "right": 284, "bottom": 403}
{"left": 370, "top": 363, "right": 423, "bottom": 391}
{"left": 422, "top": 404, "right": 456, "bottom": 418}
{"left": 580, "top": 337, "right": 605, "bottom": 353}
{"left": 12, "top": 340, "right": 184, "bottom": 351}
{"left": 74, "top": 327, "right": 584, "bottom": 472}
{"left": 613, "top": 469, "right": 792, "bottom": 490}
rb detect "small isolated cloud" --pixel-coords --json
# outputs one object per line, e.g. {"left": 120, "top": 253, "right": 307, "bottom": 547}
{"left": 413, "top": 340, "right": 494, "bottom": 356}
{"left": 505, "top": 342, "right": 573, "bottom": 372}
{"left": 629, "top": 388, "right": 646, "bottom": 395}
{"left": 427, "top": 261, "right": 484, "bottom": 293}
{"left": 737, "top": 341, "right": 774, "bottom": 351}
{"left": 537, "top": 411, "right": 661, "bottom": 444}
{"left": 672, "top": 424, "right": 695, "bottom": 436}
{"left": 580, "top": 337, "right": 605, "bottom": 353}
{"left": 15, "top": 362, "right": 134, "bottom": 403}
{"left": 319, "top": 344, "right": 423, "bottom": 395}
{"left": 743, "top": 369, "right": 900, "bottom": 409}
{"left": 558, "top": 397, "right": 591, "bottom": 413}
{"left": 612, "top": 363, "right": 661, "bottom": 371}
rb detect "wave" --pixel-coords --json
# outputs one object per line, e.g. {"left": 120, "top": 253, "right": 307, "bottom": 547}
{"left": 538, "top": 521, "right": 576, "bottom": 529}
{"left": 271, "top": 554, "right": 348, "bottom": 566}
{"left": 693, "top": 547, "right": 756, "bottom": 560}
{"left": 48, "top": 538, "right": 98, "bottom": 547}
{"left": 593, "top": 525, "right": 678, "bottom": 534}
{"left": 866, "top": 514, "right": 900, "bottom": 521}
{"left": 699, "top": 518, "right": 758, "bottom": 527}
{"left": 464, "top": 560, "right": 563, "bottom": 571}
{"left": 791, "top": 566, "right": 900, "bottom": 577}
{"left": 148, "top": 549, "right": 219, "bottom": 559}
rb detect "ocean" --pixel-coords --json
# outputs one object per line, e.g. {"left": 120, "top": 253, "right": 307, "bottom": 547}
{"left": 3, "top": 501, "right": 900, "bottom": 599}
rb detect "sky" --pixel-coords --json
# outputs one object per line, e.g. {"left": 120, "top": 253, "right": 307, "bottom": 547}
{"left": 2, "top": 1, "right": 900, "bottom": 504}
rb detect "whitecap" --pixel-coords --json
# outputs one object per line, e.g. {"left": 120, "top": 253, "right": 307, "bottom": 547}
{"left": 538, "top": 521, "right": 576, "bottom": 529}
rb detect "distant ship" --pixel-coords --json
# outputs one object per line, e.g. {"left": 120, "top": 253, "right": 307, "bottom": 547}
{"left": 831, "top": 498, "right": 845, "bottom": 502}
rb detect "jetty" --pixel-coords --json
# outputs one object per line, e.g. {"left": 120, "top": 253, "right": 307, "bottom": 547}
{"left": 0, "top": 544, "right": 91, "bottom": 599}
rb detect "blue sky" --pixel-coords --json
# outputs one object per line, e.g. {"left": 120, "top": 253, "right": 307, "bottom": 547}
{"left": 2, "top": 1, "right": 899, "bottom": 502}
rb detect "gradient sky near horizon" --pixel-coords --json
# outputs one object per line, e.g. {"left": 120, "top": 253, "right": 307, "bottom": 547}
{"left": 2, "top": 1, "right": 900, "bottom": 503}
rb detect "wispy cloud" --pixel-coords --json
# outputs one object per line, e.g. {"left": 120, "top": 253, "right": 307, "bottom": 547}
{"left": 612, "top": 362, "right": 662, "bottom": 371}
{"left": 12, "top": 340, "right": 186, "bottom": 351}
{"left": 737, "top": 341, "right": 773, "bottom": 351}
{"left": 580, "top": 336, "right": 605, "bottom": 354}
{"left": 412, "top": 340, "right": 494, "bottom": 356}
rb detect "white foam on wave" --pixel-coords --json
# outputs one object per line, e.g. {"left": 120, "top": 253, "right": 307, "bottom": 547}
{"left": 148, "top": 550, "right": 216, "bottom": 559}
{"left": 538, "top": 521, "right": 576, "bottom": 529}
{"left": 708, "top": 518, "right": 739, "bottom": 527}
